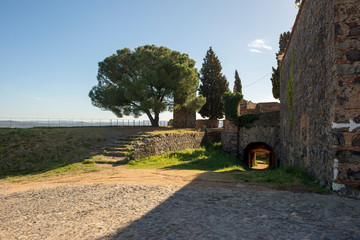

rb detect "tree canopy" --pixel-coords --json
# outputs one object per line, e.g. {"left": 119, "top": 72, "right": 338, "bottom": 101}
{"left": 89, "top": 45, "right": 205, "bottom": 127}
{"left": 234, "top": 70, "right": 242, "bottom": 94}
{"left": 198, "top": 47, "right": 229, "bottom": 120}
{"left": 270, "top": 31, "right": 291, "bottom": 99}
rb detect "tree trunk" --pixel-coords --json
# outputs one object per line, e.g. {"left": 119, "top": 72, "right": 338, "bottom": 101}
{"left": 145, "top": 111, "right": 159, "bottom": 127}
{"left": 153, "top": 114, "right": 159, "bottom": 127}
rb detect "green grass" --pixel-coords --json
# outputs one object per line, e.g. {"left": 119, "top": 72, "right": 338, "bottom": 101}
{"left": 145, "top": 129, "right": 201, "bottom": 135}
{"left": 236, "top": 165, "right": 332, "bottom": 193}
{"left": 237, "top": 165, "right": 312, "bottom": 185}
{"left": 82, "top": 159, "right": 95, "bottom": 164}
{"left": 0, "top": 127, "right": 113, "bottom": 179}
{"left": 128, "top": 143, "right": 248, "bottom": 172}
{"left": 1, "top": 128, "right": 331, "bottom": 193}
{"left": 5, "top": 162, "right": 99, "bottom": 182}
{"left": 128, "top": 143, "right": 330, "bottom": 193}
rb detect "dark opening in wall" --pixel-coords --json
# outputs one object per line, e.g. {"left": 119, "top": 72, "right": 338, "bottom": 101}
{"left": 244, "top": 142, "right": 275, "bottom": 169}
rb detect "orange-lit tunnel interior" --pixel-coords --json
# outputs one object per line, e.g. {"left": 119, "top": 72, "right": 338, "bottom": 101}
{"left": 244, "top": 142, "right": 275, "bottom": 170}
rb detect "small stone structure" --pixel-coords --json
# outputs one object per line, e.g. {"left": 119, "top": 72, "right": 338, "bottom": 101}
{"left": 132, "top": 131, "right": 205, "bottom": 160}
{"left": 239, "top": 100, "right": 279, "bottom": 115}
{"left": 222, "top": 111, "right": 280, "bottom": 167}
{"left": 172, "top": 107, "right": 196, "bottom": 128}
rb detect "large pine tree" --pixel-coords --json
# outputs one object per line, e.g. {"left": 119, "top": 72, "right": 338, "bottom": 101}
{"left": 270, "top": 31, "right": 291, "bottom": 99}
{"left": 234, "top": 70, "right": 242, "bottom": 94}
{"left": 198, "top": 47, "right": 229, "bottom": 120}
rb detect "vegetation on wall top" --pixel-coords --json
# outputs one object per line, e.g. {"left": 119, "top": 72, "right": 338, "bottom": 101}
{"left": 286, "top": 50, "right": 295, "bottom": 129}
{"left": 271, "top": 31, "right": 291, "bottom": 99}
{"left": 222, "top": 92, "right": 260, "bottom": 128}
{"left": 238, "top": 114, "right": 260, "bottom": 128}
{"left": 222, "top": 92, "right": 243, "bottom": 124}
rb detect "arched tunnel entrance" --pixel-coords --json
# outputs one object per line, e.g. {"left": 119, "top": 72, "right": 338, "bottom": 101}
{"left": 244, "top": 142, "right": 275, "bottom": 169}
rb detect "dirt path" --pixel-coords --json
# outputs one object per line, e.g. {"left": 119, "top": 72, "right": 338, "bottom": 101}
{"left": 1, "top": 168, "right": 359, "bottom": 240}
{"left": 0, "top": 166, "right": 271, "bottom": 196}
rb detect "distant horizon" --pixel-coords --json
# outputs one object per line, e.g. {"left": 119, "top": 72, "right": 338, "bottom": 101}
{"left": 0, "top": 0, "right": 298, "bottom": 120}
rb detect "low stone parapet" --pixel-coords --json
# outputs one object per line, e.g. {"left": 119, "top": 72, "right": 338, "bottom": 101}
{"left": 132, "top": 131, "right": 205, "bottom": 160}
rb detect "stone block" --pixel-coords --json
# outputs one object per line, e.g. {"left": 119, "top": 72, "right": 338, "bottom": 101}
{"left": 336, "top": 150, "right": 360, "bottom": 164}
{"left": 352, "top": 134, "right": 360, "bottom": 146}
{"left": 346, "top": 49, "right": 360, "bottom": 62}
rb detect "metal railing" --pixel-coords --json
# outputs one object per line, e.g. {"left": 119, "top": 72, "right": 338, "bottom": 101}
{"left": 0, "top": 118, "right": 169, "bottom": 128}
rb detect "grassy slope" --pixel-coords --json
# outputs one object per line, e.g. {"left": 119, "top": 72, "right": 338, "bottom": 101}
{"left": 1, "top": 128, "right": 330, "bottom": 193}
{"left": 0, "top": 127, "right": 119, "bottom": 179}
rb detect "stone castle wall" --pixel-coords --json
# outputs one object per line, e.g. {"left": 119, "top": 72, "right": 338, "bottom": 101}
{"left": 279, "top": 0, "right": 360, "bottom": 194}
{"left": 132, "top": 132, "right": 205, "bottom": 160}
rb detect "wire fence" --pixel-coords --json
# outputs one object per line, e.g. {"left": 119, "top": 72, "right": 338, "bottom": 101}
{"left": 0, "top": 118, "right": 169, "bottom": 129}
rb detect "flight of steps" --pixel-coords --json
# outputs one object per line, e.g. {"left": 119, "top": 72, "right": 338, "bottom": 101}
{"left": 100, "top": 135, "right": 140, "bottom": 164}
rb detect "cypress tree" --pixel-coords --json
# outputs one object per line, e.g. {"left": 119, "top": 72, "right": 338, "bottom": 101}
{"left": 270, "top": 31, "right": 291, "bottom": 99}
{"left": 234, "top": 70, "right": 242, "bottom": 94}
{"left": 198, "top": 47, "right": 229, "bottom": 120}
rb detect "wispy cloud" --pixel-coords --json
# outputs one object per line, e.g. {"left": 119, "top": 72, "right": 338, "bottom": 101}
{"left": 249, "top": 49, "right": 263, "bottom": 54}
{"left": 30, "top": 96, "right": 56, "bottom": 103}
{"left": 248, "top": 39, "right": 272, "bottom": 53}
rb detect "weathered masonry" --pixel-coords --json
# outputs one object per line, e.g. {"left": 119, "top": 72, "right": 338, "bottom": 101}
{"left": 280, "top": 0, "right": 359, "bottom": 195}
{"left": 222, "top": 101, "right": 280, "bottom": 168}
{"left": 222, "top": 0, "right": 360, "bottom": 196}
{"left": 222, "top": 111, "right": 280, "bottom": 168}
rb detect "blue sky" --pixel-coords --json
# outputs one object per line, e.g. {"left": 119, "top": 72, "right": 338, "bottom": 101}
{"left": 0, "top": 0, "right": 298, "bottom": 120}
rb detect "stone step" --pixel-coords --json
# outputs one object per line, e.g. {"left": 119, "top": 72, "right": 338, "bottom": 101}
{"left": 118, "top": 135, "right": 141, "bottom": 140}
{"left": 103, "top": 146, "right": 131, "bottom": 151}
{"left": 102, "top": 150, "right": 127, "bottom": 157}
{"left": 95, "top": 156, "right": 130, "bottom": 164}
{"left": 113, "top": 140, "right": 134, "bottom": 145}
{"left": 107, "top": 145, "right": 134, "bottom": 150}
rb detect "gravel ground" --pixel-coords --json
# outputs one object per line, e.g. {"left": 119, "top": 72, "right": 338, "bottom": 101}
{"left": 1, "top": 183, "right": 359, "bottom": 240}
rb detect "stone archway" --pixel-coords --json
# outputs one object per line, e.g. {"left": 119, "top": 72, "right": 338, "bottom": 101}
{"left": 243, "top": 142, "right": 275, "bottom": 169}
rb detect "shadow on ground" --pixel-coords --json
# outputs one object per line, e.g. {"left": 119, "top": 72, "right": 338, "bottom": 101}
{"left": 100, "top": 170, "right": 358, "bottom": 240}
